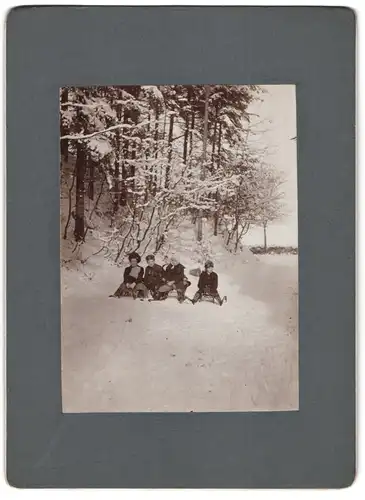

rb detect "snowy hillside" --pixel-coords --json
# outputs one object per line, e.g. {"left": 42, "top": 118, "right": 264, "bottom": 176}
{"left": 60, "top": 84, "right": 298, "bottom": 412}
{"left": 61, "top": 222, "right": 298, "bottom": 412}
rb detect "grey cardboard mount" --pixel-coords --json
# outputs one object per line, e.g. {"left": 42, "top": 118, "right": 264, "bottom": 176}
{"left": 6, "top": 6, "right": 355, "bottom": 488}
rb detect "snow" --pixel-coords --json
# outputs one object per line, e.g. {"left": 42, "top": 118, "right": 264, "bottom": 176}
{"left": 141, "top": 85, "right": 164, "bottom": 102}
{"left": 59, "top": 81, "right": 299, "bottom": 412}
{"left": 244, "top": 222, "right": 298, "bottom": 247}
{"left": 61, "top": 226, "right": 298, "bottom": 413}
{"left": 87, "top": 136, "right": 113, "bottom": 158}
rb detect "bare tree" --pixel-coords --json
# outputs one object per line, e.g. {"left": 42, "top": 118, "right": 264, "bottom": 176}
{"left": 197, "top": 85, "right": 210, "bottom": 241}
{"left": 255, "top": 167, "right": 286, "bottom": 251}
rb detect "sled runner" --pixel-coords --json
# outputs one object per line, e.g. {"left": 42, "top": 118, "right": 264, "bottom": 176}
{"left": 191, "top": 261, "right": 226, "bottom": 305}
{"left": 109, "top": 290, "right": 135, "bottom": 298}
{"left": 197, "top": 293, "right": 227, "bottom": 305}
{"left": 109, "top": 287, "right": 142, "bottom": 299}
{"left": 149, "top": 275, "right": 192, "bottom": 303}
{"left": 201, "top": 293, "right": 216, "bottom": 303}
{"left": 148, "top": 290, "right": 193, "bottom": 304}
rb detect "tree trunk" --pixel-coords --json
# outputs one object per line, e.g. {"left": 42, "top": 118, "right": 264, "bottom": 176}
{"left": 154, "top": 110, "right": 159, "bottom": 156}
{"left": 211, "top": 105, "right": 219, "bottom": 170}
{"left": 144, "top": 113, "right": 152, "bottom": 202}
{"left": 120, "top": 162, "right": 127, "bottom": 206}
{"left": 165, "top": 114, "right": 174, "bottom": 188}
{"left": 87, "top": 157, "right": 94, "bottom": 200}
{"left": 128, "top": 88, "right": 140, "bottom": 196}
{"left": 130, "top": 141, "right": 136, "bottom": 192}
{"left": 74, "top": 141, "right": 86, "bottom": 241}
{"left": 197, "top": 86, "right": 210, "bottom": 242}
{"left": 152, "top": 110, "right": 159, "bottom": 195}
{"left": 189, "top": 112, "right": 195, "bottom": 157}
{"left": 183, "top": 115, "right": 189, "bottom": 164}
{"left": 213, "top": 189, "right": 219, "bottom": 236}
{"left": 183, "top": 86, "right": 192, "bottom": 165}
{"left": 212, "top": 122, "right": 223, "bottom": 234}
{"left": 113, "top": 155, "right": 120, "bottom": 214}
{"left": 263, "top": 222, "right": 267, "bottom": 252}
{"left": 235, "top": 231, "right": 240, "bottom": 253}
{"left": 162, "top": 108, "right": 167, "bottom": 142}
{"left": 63, "top": 165, "right": 76, "bottom": 240}
{"left": 113, "top": 100, "right": 122, "bottom": 211}
{"left": 60, "top": 88, "right": 69, "bottom": 161}
{"left": 213, "top": 214, "right": 219, "bottom": 236}
{"left": 119, "top": 112, "right": 129, "bottom": 206}
{"left": 113, "top": 139, "right": 121, "bottom": 213}
{"left": 227, "top": 217, "right": 239, "bottom": 247}
{"left": 217, "top": 122, "right": 222, "bottom": 166}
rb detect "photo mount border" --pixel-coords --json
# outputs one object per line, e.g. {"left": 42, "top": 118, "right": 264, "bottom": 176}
{"left": 6, "top": 6, "right": 355, "bottom": 488}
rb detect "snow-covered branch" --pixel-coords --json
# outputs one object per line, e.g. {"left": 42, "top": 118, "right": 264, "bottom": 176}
{"left": 60, "top": 118, "right": 151, "bottom": 141}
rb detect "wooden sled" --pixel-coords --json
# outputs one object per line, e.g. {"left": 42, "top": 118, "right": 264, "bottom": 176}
{"left": 198, "top": 293, "right": 227, "bottom": 305}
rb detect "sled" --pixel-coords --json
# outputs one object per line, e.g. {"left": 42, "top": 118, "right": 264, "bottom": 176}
{"left": 201, "top": 293, "right": 215, "bottom": 303}
{"left": 147, "top": 279, "right": 192, "bottom": 303}
{"left": 109, "top": 290, "right": 138, "bottom": 299}
{"left": 167, "top": 289, "right": 193, "bottom": 304}
{"left": 198, "top": 294, "right": 227, "bottom": 305}
{"left": 148, "top": 298, "right": 192, "bottom": 304}
{"left": 148, "top": 289, "right": 193, "bottom": 304}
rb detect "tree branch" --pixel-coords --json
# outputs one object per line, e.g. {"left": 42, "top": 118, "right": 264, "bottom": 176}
{"left": 60, "top": 118, "right": 150, "bottom": 141}
{"left": 63, "top": 165, "right": 76, "bottom": 240}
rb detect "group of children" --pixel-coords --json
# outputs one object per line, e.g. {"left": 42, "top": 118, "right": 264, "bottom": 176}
{"left": 110, "top": 252, "right": 226, "bottom": 306}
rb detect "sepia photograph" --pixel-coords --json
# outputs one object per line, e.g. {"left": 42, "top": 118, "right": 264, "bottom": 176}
{"left": 60, "top": 84, "right": 298, "bottom": 412}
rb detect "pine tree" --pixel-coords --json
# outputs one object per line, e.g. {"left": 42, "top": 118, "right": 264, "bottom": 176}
{"left": 60, "top": 84, "right": 271, "bottom": 258}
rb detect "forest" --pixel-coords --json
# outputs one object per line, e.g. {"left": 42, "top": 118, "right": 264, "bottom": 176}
{"left": 60, "top": 85, "right": 285, "bottom": 264}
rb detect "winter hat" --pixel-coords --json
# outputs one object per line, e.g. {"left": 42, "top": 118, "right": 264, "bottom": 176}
{"left": 128, "top": 252, "right": 141, "bottom": 263}
{"left": 205, "top": 260, "right": 214, "bottom": 269}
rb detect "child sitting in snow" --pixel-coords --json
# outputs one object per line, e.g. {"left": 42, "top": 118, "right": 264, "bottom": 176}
{"left": 154, "top": 256, "right": 191, "bottom": 303}
{"left": 191, "top": 260, "right": 226, "bottom": 306}
{"left": 143, "top": 255, "right": 164, "bottom": 297}
{"left": 110, "top": 252, "right": 145, "bottom": 298}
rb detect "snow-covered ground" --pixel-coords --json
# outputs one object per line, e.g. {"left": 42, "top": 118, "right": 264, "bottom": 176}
{"left": 243, "top": 222, "right": 298, "bottom": 248}
{"left": 61, "top": 228, "right": 298, "bottom": 412}
{"left": 259, "top": 254, "right": 298, "bottom": 267}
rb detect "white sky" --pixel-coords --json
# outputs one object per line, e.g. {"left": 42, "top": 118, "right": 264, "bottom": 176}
{"left": 245, "top": 84, "right": 298, "bottom": 247}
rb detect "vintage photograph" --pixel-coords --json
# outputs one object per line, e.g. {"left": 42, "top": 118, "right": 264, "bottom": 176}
{"left": 60, "top": 85, "right": 298, "bottom": 412}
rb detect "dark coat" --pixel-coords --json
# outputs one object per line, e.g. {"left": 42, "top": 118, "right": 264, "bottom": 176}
{"left": 144, "top": 263, "right": 163, "bottom": 289}
{"left": 198, "top": 271, "right": 218, "bottom": 293}
{"left": 164, "top": 263, "right": 185, "bottom": 284}
{"left": 123, "top": 265, "right": 144, "bottom": 284}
